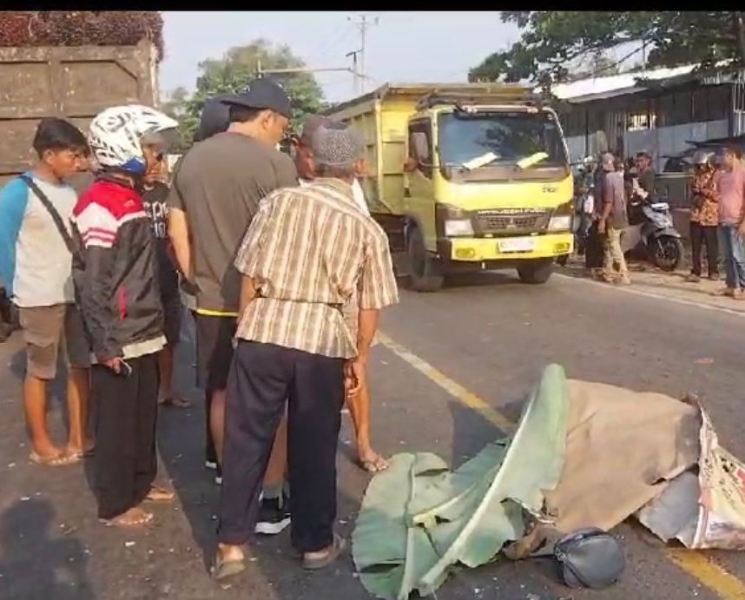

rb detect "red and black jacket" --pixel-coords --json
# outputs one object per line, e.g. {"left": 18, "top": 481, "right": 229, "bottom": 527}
{"left": 71, "top": 176, "right": 164, "bottom": 361}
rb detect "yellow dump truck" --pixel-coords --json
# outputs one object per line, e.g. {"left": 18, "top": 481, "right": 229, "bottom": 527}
{"left": 325, "top": 83, "right": 574, "bottom": 291}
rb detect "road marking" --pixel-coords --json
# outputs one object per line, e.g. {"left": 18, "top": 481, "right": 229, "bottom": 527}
{"left": 376, "top": 332, "right": 514, "bottom": 432}
{"left": 378, "top": 330, "right": 745, "bottom": 600}
{"left": 555, "top": 272, "right": 745, "bottom": 319}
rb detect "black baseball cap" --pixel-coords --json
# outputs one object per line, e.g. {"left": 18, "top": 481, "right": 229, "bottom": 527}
{"left": 195, "top": 95, "right": 230, "bottom": 142}
{"left": 221, "top": 78, "right": 292, "bottom": 118}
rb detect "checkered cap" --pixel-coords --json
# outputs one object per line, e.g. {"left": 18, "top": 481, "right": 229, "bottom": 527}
{"left": 311, "top": 122, "right": 364, "bottom": 167}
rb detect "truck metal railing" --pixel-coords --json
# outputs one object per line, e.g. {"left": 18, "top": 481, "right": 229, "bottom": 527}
{"left": 415, "top": 90, "right": 542, "bottom": 111}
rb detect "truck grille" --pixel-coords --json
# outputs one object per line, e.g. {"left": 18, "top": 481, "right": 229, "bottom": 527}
{"left": 474, "top": 209, "right": 550, "bottom": 236}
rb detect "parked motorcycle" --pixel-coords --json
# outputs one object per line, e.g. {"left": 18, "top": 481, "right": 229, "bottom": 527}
{"left": 622, "top": 196, "right": 683, "bottom": 271}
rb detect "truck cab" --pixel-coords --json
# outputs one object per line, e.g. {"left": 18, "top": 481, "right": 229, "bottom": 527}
{"left": 326, "top": 84, "right": 574, "bottom": 291}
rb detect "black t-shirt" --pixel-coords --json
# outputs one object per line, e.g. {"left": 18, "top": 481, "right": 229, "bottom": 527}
{"left": 638, "top": 168, "right": 656, "bottom": 203}
{"left": 142, "top": 182, "right": 179, "bottom": 301}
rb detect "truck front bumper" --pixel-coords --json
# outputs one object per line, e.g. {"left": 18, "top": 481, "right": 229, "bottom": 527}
{"left": 437, "top": 233, "right": 573, "bottom": 263}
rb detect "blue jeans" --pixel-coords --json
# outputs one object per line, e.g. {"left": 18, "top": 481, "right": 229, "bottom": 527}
{"left": 718, "top": 224, "right": 745, "bottom": 289}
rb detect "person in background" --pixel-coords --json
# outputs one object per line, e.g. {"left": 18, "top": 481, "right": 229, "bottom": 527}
{"left": 141, "top": 157, "right": 191, "bottom": 408}
{"left": 72, "top": 105, "right": 178, "bottom": 528}
{"left": 686, "top": 151, "right": 720, "bottom": 283}
{"left": 167, "top": 80, "right": 297, "bottom": 534}
{"left": 0, "top": 118, "right": 92, "bottom": 466}
{"left": 634, "top": 150, "right": 656, "bottom": 204}
{"left": 598, "top": 152, "right": 631, "bottom": 285}
{"left": 292, "top": 115, "right": 388, "bottom": 473}
{"left": 212, "top": 122, "right": 398, "bottom": 579}
{"left": 584, "top": 155, "right": 605, "bottom": 278}
{"left": 713, "top": 145, "right": 745, "bottom": 299}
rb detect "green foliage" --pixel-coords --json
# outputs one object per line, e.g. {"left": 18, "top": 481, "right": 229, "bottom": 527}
{"left": 164, "top": 38, "right": 325, "bottom": 152}
{"left": 470, "top": 12, "right": 745, "bottom": 86}
{"left": 353, "top": 364, "right": 570, "bottom": 599}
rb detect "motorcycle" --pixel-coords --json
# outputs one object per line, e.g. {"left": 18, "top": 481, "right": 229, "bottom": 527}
{"left": 622, "top": 195, "right": 684, "bottom": 271}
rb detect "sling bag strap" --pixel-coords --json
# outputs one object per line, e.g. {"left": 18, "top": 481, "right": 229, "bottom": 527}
{"left": 19, "top": 174, "right": 85, "bottom": 267}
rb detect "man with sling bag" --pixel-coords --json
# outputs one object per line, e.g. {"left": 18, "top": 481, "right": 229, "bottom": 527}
{"left": 0, "top": 118, "right": 93, "bottom": 466}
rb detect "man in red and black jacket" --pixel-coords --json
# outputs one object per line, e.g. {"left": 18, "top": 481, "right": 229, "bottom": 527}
{"left": 72, "top": 105, "right": 178, "bottom": 528}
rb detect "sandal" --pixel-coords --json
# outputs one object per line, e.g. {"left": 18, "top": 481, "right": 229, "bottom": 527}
{"left": 100, "top": 508, "right": 154, "bottom": 528}
{"left": 359, "top": 454, "right": 390, "bottom": 474}
{"left": 158, "top": 395, "right": 192, "bottom": 408}
{"left": 29, "top": 450, "right": 81, "bottom": 467}
{"left": 211, "top": 552, "right": 246, "bottom": 581}
{"left": 145, "top": 485, "right": 176, "bottom": 503}
{"left": 302, "top": 533, "right": 347, "bottom": 570}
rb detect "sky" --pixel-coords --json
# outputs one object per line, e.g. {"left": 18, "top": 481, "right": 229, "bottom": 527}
{"left": 159, "top": 11, "right": 520, "bottom": 103}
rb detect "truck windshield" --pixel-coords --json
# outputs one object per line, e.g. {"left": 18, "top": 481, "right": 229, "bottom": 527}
{"left": 438, "top": 111, "right": 568, "bottom": 169}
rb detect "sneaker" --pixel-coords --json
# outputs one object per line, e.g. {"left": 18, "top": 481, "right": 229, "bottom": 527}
{"left": 255, "top": 494, "right": 291, "bottom": 535}
{"left": 616, "top": 274, "right": 632, "bottom": 286}
{"left": 214, "top": 475, "right": 223, "bottom": 485}
{"left": 708, "top": 273, "right": 720, "bottom": 281}
{"left": 205, "top": 460, "right": 218, "bottom": 471}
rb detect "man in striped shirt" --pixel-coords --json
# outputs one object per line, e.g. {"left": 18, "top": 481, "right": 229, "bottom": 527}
{"left": 213, "top": 123, "right": 398, "bottom": 578}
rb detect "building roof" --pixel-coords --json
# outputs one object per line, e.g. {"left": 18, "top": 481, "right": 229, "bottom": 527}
{"left": 547, "top": 64, "right": 699, "bottom": 103}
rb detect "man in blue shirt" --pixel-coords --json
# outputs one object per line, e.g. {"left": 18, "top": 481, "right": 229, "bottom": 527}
{"left": 0, "top": 118, "right": 92, "bottom": 466}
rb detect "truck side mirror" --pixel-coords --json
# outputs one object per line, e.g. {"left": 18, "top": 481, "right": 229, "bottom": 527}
{"left": 411, "top": 132, "right": 430, "bottom": 163}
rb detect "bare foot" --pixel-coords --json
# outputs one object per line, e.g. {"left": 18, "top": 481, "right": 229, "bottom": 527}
{"left": 145, "top": 485, "right": 176, "bottom": 503}
{"left": 100, "top": 506, "right": 154, "bottom": 528}
{"left": 212, "top": 544, "right": 246, "bottom": 580}
{"left": 29, "top": 449, "right": 80, "bottom": 467}
{"left": 358, "top": 448, "right": 389, "bottom": 473}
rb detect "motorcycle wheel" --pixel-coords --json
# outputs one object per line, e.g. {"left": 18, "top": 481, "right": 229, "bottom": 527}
{"left": 648, "top": 236, "right": 683, "bottom": 272}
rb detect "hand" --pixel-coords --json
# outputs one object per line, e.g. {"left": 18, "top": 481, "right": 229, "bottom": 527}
{"left": 102, "top": 356, "right": 125, "bottom": 374}
{"left": 344, "top": 356, "right": 367, "bottom": 400}
{"left": 598, "top": 219, "right": 606, "bottom": 235}
{"left": 739, "top": 223, "right": 745, "bottom": 239}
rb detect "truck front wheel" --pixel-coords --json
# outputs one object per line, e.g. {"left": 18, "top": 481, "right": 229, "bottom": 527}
{"left": 407, "top": 226, "right": 444, "bottom": 292}
{"left": 517, "top": 258, "right": 554, "bottom": 284}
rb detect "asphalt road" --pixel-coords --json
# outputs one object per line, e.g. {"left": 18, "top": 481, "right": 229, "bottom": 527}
{"left": 1, "top": 270, "right": 745, "bottom": 600}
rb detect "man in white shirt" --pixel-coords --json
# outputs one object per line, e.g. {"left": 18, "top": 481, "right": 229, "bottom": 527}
{"left": 292, "top": 116, "right": 388, "bottom": 473}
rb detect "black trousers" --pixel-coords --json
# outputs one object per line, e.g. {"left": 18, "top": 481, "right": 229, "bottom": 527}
{"left": 218, "top": 341, "right": 345, "bottom": 552}
{"left": 690, "top": 222, "right": 719, "bottom": 277}
{"left": 585, "top": 220, "right": 604, "bottom": 269}
{"left": 92, "top": 353, "right": 160, "bottom": 519}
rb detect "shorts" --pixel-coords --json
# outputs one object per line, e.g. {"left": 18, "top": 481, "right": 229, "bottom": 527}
{"left": 195, "top": 314, "right": 237, "bottom": 391}
{"left": 162, "top": 295, "right": 183, "bottom": 346}
{"left": 18, "top": 303, "right": 91, "bottom": 380}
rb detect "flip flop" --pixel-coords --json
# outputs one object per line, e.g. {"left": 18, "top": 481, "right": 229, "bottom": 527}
{"left": 302, "top": 534, "right": 347, "bottom": 571}
{"left": 99, "top": 509, "right": 154, "bottom": 528}
{"left": 145, "top": 485, "right": 176, "bottom": 503}
{"left": 359, "top": 455, "right": 390, "bottom": 474}
{"left": 29, "top": 450, "right": 81, "bottom": 467}
{"left": 211, "top": 553, "right": 246, "bottom": 581}
{"left": 158, "top": 395, "right": 192, "bottom": 408}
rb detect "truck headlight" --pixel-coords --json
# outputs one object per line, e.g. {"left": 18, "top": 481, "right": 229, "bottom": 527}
{"left": 444, "top": 219, "right": 474, "bottom": 237}
{"left": 548, "top": 215, "right": 572, "bottom": 231}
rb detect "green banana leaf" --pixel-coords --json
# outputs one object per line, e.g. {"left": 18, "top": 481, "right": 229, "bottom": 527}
{"left": 415, "top": 363, "right": 569, "bottom": 594}
{"left": 353, "top": 452, "right": 452, "bottom": 600}
{"left": 352, "top": 364, "right": 570, "bottom": 600}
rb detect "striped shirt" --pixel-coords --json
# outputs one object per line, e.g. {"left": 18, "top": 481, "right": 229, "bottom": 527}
{"left": 233, "top": 178, "right": 398, "bottom": 358}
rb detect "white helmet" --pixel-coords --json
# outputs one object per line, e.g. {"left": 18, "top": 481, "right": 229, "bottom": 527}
{"left": 88, "top": 105, "right": 178, "bottom": 174}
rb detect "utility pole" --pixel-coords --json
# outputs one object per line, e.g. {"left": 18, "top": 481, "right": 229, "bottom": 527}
{"left": 348, "top": 14, "right": 379, "bottom": 93}
{"left": 346, "top": 49, "right": 361, "bottom": 95}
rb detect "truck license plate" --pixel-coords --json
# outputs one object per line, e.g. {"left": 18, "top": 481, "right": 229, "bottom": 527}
{"left": 498, "top": 238, "right": 535, "bottom": 253}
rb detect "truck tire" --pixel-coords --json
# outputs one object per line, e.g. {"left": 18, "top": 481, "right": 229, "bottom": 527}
{"left": 517, "top": 258, "right": 554, "bottom": 284}
{"left": 407, "top": 226, "right": 444, "bottom": 292}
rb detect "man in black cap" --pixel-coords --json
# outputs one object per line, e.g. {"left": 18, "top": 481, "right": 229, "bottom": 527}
{"left": 167, "top": 78, "right": 297, "bottom": 533}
